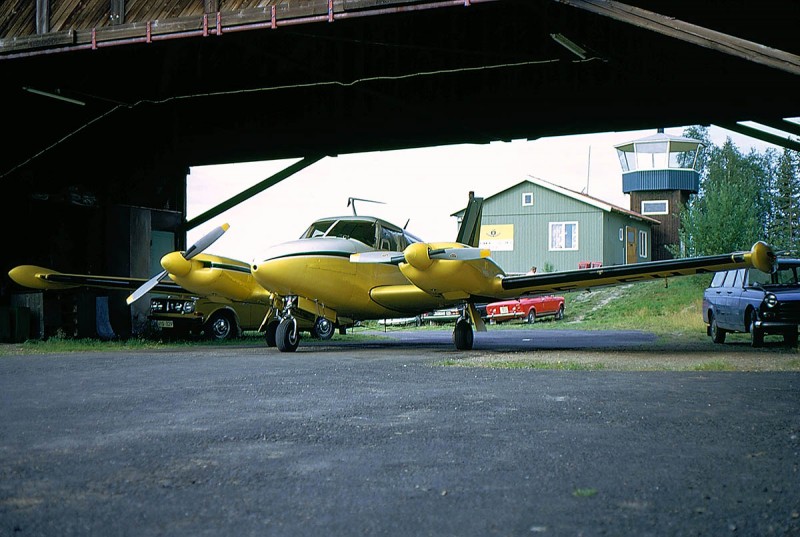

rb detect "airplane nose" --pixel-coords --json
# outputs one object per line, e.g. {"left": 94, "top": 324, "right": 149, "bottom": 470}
{"left": 161, "top": 251, "right": 192, "bottom": 277}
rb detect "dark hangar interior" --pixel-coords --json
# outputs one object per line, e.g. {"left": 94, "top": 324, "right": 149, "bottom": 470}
{"left": 1, "top": 0, "right": 799, "bottom": 338}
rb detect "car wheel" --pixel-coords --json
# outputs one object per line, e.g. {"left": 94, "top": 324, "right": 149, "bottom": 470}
{"left": 710, "top": 314, "right": 726, "bottom": 344}
{"left": 526, "top": 309, "right": 536, "bottom": 324}
{"left": 554, "top": 305, "right": 564, "bottom": 321}
{"left": 452, "top": 319, "right": 474, "bottom": 350}
{"left": 276, "top": 318, "right": 299, "bottom": 352}
{"left": 205, "top": 311, "right": 237, "bottom": 341}
{"left": 311, "top": 317, "right": 335, "bottom": 340}
{"left": 784, "top": 329, "right": 798, "bottom": 348}
{"left": 749, "top": 310, "right": 764, "bottom": 348}
{"left": 264, "top": 320, "right": 279, "bottom": 347}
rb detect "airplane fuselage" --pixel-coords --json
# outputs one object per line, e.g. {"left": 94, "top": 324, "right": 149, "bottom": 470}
{"left": 252, "top": 237, "right": 446, "bottom": 321}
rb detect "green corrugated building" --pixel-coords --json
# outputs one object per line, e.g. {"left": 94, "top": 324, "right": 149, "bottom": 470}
{"left": 456, "top": 177, "right": 659, "bottom": 274}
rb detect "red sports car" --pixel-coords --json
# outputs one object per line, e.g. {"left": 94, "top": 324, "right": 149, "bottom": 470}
{"left": 485, "top": 295, "right": 565, "bottom": 324}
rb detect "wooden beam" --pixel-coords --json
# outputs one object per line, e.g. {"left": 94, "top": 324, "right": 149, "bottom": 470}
{"left": 36, "top": 0, "right": 49, "bottom": 35}
{"left": 555, "top": 0, "right": 800, "bottom": 76}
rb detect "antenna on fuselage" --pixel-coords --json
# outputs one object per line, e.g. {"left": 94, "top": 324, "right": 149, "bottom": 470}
{"left": 347, "top": 197, "right": 385, "bottom": 216}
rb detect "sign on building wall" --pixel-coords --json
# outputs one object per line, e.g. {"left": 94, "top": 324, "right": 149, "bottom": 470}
{"left": 480, "top": 224, "right": 514, "bottom": 251}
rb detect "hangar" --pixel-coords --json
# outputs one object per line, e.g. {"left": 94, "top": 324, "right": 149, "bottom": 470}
{"left": 1, "top": 0, "right": 799, "bottom": 339}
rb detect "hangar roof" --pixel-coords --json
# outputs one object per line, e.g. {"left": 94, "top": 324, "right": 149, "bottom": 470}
{"left": 2, "top": 0, "right": 799, "bottom": 184}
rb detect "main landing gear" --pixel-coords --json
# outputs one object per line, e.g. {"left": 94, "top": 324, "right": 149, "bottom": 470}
{"left": 453, "top": 317, "right": 474, "bottom": 351}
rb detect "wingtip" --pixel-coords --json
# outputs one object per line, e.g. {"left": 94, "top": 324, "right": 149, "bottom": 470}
{"left": 749, "top": 241, "right": 777, "bottom": 274}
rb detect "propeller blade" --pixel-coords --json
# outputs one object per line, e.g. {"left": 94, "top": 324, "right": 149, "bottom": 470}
{"left": 126, "top": 269, "right": 168, "bottom": 305}
{"left": 184, "top": 223, "right": 230, "bottom": 260}
{"left": 350, "top": 252, "right": 405, "bottom": 265}
{"left": 429, "top": 247, "right": 491, "bottom": 261}
{"left": 126, "top": 224, "right": 229, "bottom": 305}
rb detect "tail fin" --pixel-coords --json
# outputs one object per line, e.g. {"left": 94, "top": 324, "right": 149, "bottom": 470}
{"left": 456, "top": 192, "right": 484, "bottom": 247}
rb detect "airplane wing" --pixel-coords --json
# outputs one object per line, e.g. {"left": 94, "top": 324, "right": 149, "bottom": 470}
{"left": 498, "top": 242, "right": 776, "bottom": 296}
{"left": 353, "top": 241, "right": 776, "bottom": 302}
{"left": 8, "top": 265, "right": 191, "bottom": 295}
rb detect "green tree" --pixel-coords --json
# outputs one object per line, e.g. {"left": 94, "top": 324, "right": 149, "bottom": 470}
{"left": 677, "top": 134, "right": 770, "bottom": 256}
{"left": 770, "top": 148, "right": 800, "bottom": 254}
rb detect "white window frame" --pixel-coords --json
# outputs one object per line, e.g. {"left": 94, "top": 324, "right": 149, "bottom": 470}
{"left": 522, "top": 192, "right": 534, "bottom": 206}
{"left": 641, "top": 200, "right": 669, "bottom": 215}
{"left": 639, "top": 230, "right": 648, "bottom": 258}
{"left": 548, "top": 221, "right": 579, "bottom": 251}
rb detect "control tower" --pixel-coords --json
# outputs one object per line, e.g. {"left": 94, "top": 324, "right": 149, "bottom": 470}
{"left": 615, "top": 130, "right": 704, "bottom": 260}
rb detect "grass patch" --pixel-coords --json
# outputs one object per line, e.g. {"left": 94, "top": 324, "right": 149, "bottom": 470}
{"left": 573, "top": 488, "right": 599, "bottom": 498}
{"left": 443, "top": 359, "right": 605, "bottom": 371}
{"left": 561, "top": 274, "right": 712, "bottom": 335}
{"left": 692, "top": 360, "right": 735, "bottom": 372}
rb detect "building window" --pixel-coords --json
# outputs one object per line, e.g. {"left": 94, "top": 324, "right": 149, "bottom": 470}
{"left": 639, "top": 230, "right": 648, "bottom": 258}
{"left": 522, "top": 192, "right": 534, "bottom": 206}
{"left": 549, "top": 222, "right": 578, "bottom": 251}
{"left": 641, "top": 200, "right": 669, "bottom": 215}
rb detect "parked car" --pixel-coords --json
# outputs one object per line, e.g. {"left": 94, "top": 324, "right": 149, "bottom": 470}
{"left": 149, "top": 296, "right": 265, "bottom": 341}
{"left": 485, "top": 295, "right": 565, "bottom": 324}
{"left": 702, "top": 259, "right": 800, "bottom": 347}
{"left": 421, "top": 307, "right": 462, "bottom": 324}
{"left": 420, "top": 305, "right": 488, "bottom": 325}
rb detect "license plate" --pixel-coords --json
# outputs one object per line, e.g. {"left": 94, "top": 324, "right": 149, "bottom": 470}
{"left": 500, "top": 306, "right": 509, "bottom": 314}
{"left": 157, "top": 320, "right": 174, "bottom": 328}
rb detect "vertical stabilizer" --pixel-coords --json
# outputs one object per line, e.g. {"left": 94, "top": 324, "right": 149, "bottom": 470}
{"left": 456, "top": 192, "right": 484, "bottom": 247}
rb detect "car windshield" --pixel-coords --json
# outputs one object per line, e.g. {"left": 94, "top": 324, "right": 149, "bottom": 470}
{"left": 748, "top": 262, "right": 800, "bottom": 287}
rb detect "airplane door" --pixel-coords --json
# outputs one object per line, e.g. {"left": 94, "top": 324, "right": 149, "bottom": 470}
{"left": 625, "top": 227, "right": 638, "bottom": 264}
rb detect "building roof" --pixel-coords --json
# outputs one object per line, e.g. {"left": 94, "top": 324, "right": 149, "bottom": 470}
{"left": 456, "top": 177, "right": 660, "bottom": 225}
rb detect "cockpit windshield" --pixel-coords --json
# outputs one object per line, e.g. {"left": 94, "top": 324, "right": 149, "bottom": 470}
{"left": 301, "top": 218, "right": 421, "bottom": 251}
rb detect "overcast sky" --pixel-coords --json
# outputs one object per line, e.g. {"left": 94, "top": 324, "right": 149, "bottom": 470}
{"left": 186, "top": 124, "right": 788, "bottom": 262}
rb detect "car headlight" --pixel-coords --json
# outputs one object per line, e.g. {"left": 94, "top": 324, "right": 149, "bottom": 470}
{"left": 764, "top": 293, "right": 778, "bottom": 308}
{"left": 183, "top": 301, "right": 195, "bottom": 314}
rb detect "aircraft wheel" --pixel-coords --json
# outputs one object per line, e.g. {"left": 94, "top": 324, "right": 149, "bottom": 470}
{"left": 526, "top": 310, "right": 536, "bottom": 324}
{"left": 311, "top": 317, "right": 335, "bottom": 340}
{"left": 264, "top": 320, "right": 279, "bottom": 347}
{"left": 709, "top": 314, "right": 726, "bottom": 344}
{"left": 749, "top": 310, "right": 764, "bottom": 348}
{"left": 205, "top": 311, "right": 237, "bottom": 341}
{"left": 453, "top": 319, "right": 474, "bottom": 351}
{"left": 276, "top": 318, "right": 300, "bottom": 352}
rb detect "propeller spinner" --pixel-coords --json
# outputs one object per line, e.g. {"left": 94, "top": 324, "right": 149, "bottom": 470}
{"left": 126, "top": 223, "right": 230, "bottom": 305}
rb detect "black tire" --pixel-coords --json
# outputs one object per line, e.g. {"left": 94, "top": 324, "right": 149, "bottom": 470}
{"left": 205, "top": 311, "right": 237, "bottom": 341}
{"left": 785, "top": 330, "right": 798, "bottom": 348}
{"left": 311, "top": 317, "right": 335, "bottom": 340}
{"left": 749, "top": 309, "right": 764, "bottom": 348}
{"left": 453, "top": 319, "right": 474, "bottom": 350}
{"left": 554, "top": 305, "right": 564, "bottom": 321}
{"left": 709, "top": 313, "right": 726, "bottom": 344}
{"left": 276, "top": 318, "right": 299, "bottom": 352}
{"left": 526, "top": 309, "right": 536, "bottom": 324}
{"left": 264, "top": 320, "right": 279, "bottom": 347}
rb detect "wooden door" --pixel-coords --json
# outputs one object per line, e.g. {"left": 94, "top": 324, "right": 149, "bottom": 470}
{"left": 625, "top": 226, "right": 637, "bottom": 264}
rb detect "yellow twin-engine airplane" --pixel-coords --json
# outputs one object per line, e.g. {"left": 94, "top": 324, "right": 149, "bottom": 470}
{"left": 9, "top": 194, "right": 776, "bottom": 352}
